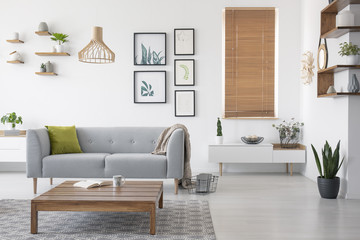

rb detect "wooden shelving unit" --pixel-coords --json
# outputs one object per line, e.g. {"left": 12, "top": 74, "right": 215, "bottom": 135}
{"left": 6, "top": 40, "right": 24, "bottom": 43}
{"left": 318, "top": 92, "right": 360, "bottom": 97}
{"left": 7, "top": 60, "right": 24, "bottom": 64}
{"left": 321, "top": 0, "right": 360, "bottom": 38}
{"left": 318, "top": 65, "right": 360, "bottom": 97}
{"left": 35, "top": 72, "right": 57, "bottom": 76}
{"left": 35, "top": 52, "right": 70, "bottom": 56}
{"left": 35, "top": 31, "right": 51, "bottom": 36}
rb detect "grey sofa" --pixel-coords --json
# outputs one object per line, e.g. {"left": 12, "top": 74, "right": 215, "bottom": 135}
{"left": 26, "top": 127, "right": 184, "bottom": 194}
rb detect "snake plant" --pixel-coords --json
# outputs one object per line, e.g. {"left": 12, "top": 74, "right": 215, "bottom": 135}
{"left": 311, "top": 141, "right": 344, "bottom": 179}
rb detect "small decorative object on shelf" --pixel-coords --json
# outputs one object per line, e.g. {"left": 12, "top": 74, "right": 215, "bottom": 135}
{"left": 10, "top": 32, "right": 19, "bottom": 40}
{"left": 311, "top": 141, "right": 344, "bottom": 199}
{"left": 38, "top": 22, "right": 48, "bottom": 32}
{"left": 327, "top": 85, "right": 337, "bottom": 94}
{"left": 51, "top": 33, "right": 69, "bottom": 53}
{"left": 348, "top": 74, "right": 360, "bottom": 93}
{"left": 338, "top": 42, "right": 360, "bottom": 65}
{"left": 336, "top": 10, "right": 355, "bottom": 27}
{"left": 45, "top": 61, "right": 53, "bottom": 72}
{"left": 272, "top": 118, "right": 304, "bottom": 148}
{"left": 216, "top": 117, "right": 223, "bottom": 144}
{"left": 1, "top": 112, "right": 23, "bottom": 130}
{"left": 8, "top": 51, "right": 22, "bottom": 63}
{"left": 187, "top": 174, "right": 219, "bottom": 194}
{"left": 40, "top": 63, "right": 46, "bottom": 72}
{"left": 241, "top": 135, "right": 264, "bottom": 144}
{"left": 301, "top": 51, "right": 315, "bottom": 85}
{"left": 317, "top": 38, "right": 328, "bottom": 70}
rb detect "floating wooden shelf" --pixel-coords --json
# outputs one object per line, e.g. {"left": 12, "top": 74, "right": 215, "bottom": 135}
{"left": 35, "top": 31, "right": 51, "bottom": 36}
{"left": 35, "top": 72, "right": 57, "bottom": 76}
{"left": 321, "top": 26, "right": 360, "bottom": 38}
{"left": 6, "top": 39, "right": 24, "bottom": 43}
{"left": 318, "top": 65, "right": 360, "bottom": 74}
{"left": 7, "top": 60, "right": 24, "bottom": 64}
{"left": 321, "top": 0, "right": 360, "bottom": 37}
{"left": 35, "top": 52, "right": 70, "bottom": 56}
{"left": 318, "top": 92, "right": 360, "bottom": 98}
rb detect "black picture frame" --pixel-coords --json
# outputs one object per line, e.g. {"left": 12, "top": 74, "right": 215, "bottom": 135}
{"left": 174, "top": 28, "right": 195, "bottom": 55}
{"left": 134, "top": 33, "right": 166, "bottom": 65}
{"left": 134, "top": 71, "right": 166, "bottom": 103}
{"left": 175, "top": 90, "right": 195, "bottom": 117}
{"left": 174, "top": 59, "right": 195, "bottom": 86}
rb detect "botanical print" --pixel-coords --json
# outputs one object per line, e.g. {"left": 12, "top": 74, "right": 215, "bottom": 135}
{"left": 175, "top": 60, "right": 194, "bottom": 86}
{"left": 175, "top": 29, "right": 194, "bottom": 55}
{"left": 180, "top": 65, "right": 189, "bottom": 80}
{"left": 141, "top": 81, "right": 154, "bottom": 96}
{"left": 134, "top": 33, "right": 166, "bottom": 65}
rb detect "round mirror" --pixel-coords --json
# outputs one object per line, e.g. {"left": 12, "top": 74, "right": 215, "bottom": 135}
{"left": 317, "top": 44, "right": 328, "bottom": 70}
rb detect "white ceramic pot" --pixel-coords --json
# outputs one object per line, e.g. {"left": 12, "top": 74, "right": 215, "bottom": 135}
{"left": 9, "top": 51, "right": 21, "bottom": 61}
{"left": 346, "top": 55, "right": 359, "bottom": 65}
{"left": 54, "top": 45, "right": 64, "bottom": 53}
{"left": 10, "top": 32, "right": 19, "bottom": 40}
{"left": 38, "top": 22, "right": 48, "bottom": 31}
{"left": 7, "top": 123, "right": 15, "bottom": 130}
{"left": 215, "top": 136, "right": 223, "bottom": 144}
{"left": 336, "top": 10, "right": 355, "bottom": 27}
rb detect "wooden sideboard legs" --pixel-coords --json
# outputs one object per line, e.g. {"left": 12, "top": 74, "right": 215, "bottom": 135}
{"left": 290, "top": 163, "right": 293, "bottom": 176}
{"left": 219, "top": 163, "right": 223, "bottom": 176}
{"left": 33, "top": 178, "right": 37, "bottom": 194}
{"left": 50, "top": 178, "right": 53, "bottom": 185}
{"left": 174, "top": 178, "right": 179, "bottom": 194}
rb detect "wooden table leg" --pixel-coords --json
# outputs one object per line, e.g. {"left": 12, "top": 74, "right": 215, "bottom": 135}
{"left": 159, "top": 191, "right": 163, "bottom": 209}
{"left": 150, "top": 204, "right": 156, "bottom": 235}
{"left": 290, "top": 163, "right": 293, "bottom": 176}
{"left": 286, "top": 163, "right": 289, "bottom": 173}
{"left": 219, "top": 163, "right": 223, "bottom": 176}
{"left": 31, "top": 202, "right": 38, "bottom": 234}
{"left": 50, "top": 178, "right": 53, "bottom": 185}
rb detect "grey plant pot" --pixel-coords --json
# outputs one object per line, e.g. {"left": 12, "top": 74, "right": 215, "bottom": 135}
{"left": 317, "top": 177, "right": 340, "bottom": 199}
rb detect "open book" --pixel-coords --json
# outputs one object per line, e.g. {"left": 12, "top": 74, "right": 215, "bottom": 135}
{"left": 73, "top": 180, "right": 111, "bottom": 189}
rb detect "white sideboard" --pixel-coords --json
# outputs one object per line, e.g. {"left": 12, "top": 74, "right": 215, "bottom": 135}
{"left": 208, "top": 143, "right": 306, "bottom": 176}
{"left": 0, "top": 130, "right": 26, "bottom": 162}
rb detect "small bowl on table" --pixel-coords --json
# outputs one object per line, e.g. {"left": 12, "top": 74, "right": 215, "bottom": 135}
{"left": 241, "top": 135, "right": 264, "bottom": 144}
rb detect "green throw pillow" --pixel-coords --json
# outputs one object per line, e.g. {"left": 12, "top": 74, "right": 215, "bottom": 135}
{"left": 45, "top": 125, "right": 83, "bottom": 155}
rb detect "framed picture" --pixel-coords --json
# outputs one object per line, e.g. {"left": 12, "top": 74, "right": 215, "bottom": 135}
{"left": 134, "top": 33, "right": 166, "bottom": 65}
{"left": 174, "top": 59, "right": 195, "bottom": 86}
{"left": 134, "top": 71, "right": 166, "bottom": 103}
{"left": 175, "top": 90, "right": 195, "bottom": 117}
{"left": 174, "top": 28, "right": 194, "bottom": 55}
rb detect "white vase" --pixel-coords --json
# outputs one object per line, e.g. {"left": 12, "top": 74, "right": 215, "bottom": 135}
{"left": 215, "top": 136, "right": 223, "bottom": 144}
{"left": 38, "top": 22, "right": 48, "bottom": 31}
{"left": 346, "top": 55, "right": 359, "bottom": 65}
{"left": 54, "top": 45, "right": 64, "bottom": 53}
{"left": 10, "top": 32, "right": 19, "bottom": 40}
{"left": 336, "top": 10, "right": 355, "bottom": 27}
{"left": 9, "top": 51, "right": 21, "bottom": 61}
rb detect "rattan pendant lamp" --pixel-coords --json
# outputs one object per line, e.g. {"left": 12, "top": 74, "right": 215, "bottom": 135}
{"left": 78, "top": 26, "right": 115, "bottom": 63}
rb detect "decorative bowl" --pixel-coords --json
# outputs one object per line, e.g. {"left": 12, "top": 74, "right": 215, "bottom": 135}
{"left": 241, "top": 136, "right": 264, "bottom": 144}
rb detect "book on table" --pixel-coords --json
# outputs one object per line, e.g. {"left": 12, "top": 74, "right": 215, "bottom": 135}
{"left": 73, "top": 180, "right": 112, "bottom": 189}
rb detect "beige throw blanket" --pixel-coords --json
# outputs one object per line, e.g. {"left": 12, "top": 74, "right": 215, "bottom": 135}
{"left": 152, "top": 124, "right": 192, "bottom": 188}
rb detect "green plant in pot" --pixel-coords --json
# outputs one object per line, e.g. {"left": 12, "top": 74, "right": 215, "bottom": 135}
{"left": 311, "top": 141, "right": 344, "bottom": 199}
{"left": 51, "top": 33, "right": 69, "bottom": 53}
{"left": 216, "top": 117, "right": 223, "bottom": 144}
{"left": 272, "top": 118, "right": 304, "bottom": 148}
{"left": 40, "top": 63, "right": 46, "bottom": 72}
{"left": 339, "top": 42, "right": 360, "bottom": 65}
{"left": 1, "top": 112, "right": 23, "bottom": 130}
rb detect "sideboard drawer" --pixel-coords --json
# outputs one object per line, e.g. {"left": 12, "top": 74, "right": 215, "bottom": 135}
{"left": 0, "top": 149, "right": 26, "bottom": 162}
{"left": 273, "top": 150, "right": 306, "bottom": 163}
{"left": 209, "top": 145, "right": 273, "bottom": 163}
{"left": 0, "top": 137, "right": 26, "bottom": 150}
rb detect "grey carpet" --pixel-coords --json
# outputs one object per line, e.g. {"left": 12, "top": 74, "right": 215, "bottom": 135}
{"left": 0, "top": 199, "right": 215, "bottom": 240}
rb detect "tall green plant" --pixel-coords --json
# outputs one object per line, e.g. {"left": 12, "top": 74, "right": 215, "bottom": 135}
{"left": 1, "top": 112, "right": 23, "bottom": 129}
{"left": 217, "top": 117, "right": 222, "bottom": 136}
{"left": 51, "top": 33, "right": 69, "bottom": 45}
{"left": 311, "top": 141, "right": 344, "bottom": 179}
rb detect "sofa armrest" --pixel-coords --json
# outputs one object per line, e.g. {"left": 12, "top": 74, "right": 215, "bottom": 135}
{"left": 166, "top": 129, "right": 184, "bottom": 179}
{"left": 26, "top": 129, "right": 51, "bottom": 178}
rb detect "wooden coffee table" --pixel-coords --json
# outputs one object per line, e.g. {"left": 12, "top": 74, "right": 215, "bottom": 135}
{"left": 31, "top": 180, "right": 163, "bottom": 235}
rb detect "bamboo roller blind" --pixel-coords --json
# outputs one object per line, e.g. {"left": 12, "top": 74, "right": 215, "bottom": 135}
{"left": 223, "top": 8, "right": 276, "bottom": 118}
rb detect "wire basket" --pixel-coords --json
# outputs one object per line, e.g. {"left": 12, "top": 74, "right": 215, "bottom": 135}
{"left": 187, "top": 174, "right": 219, "bottom": 194}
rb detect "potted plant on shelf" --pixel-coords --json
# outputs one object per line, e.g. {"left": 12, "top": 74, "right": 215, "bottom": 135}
{"left": 51, "top": 33, "right": 69, "bottom": 53}
{"left": 338, "top": 42, "right": 360, "bottom": 65}
{"left": 272, "top": 118, "right": 304, "bottom": 148}
{"left": 311, "top": 141, "right": 344, "bottom": 199}
{"left": 1, "top": 112, "right": 23, "bottom": 130}
{"left": 216, "top": 117, "right": 223, "bottom": 144}
{"left": 40, "top": 63, "right": 46, "bottom": 72}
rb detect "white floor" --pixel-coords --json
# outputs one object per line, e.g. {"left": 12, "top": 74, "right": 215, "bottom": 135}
{"left": 1, "top": 172, "right": 360, "bottom": 240}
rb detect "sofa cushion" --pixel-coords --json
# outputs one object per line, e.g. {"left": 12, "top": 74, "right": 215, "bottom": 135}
{"left": 43, "top": 153, "right": 108, "bottom": 177}
{"left": 105, "top": 153, "right": 167, "bottom": 178}
{"left": 45, "top": 125, "right": 83, "bottom": 155}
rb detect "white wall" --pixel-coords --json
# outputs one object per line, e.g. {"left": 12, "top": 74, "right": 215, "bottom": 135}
{"left": 0, "top": 0, "right": 301, "bottom": 173}
{"left": 300, "top": 1, "right": 360, "bottom": 198}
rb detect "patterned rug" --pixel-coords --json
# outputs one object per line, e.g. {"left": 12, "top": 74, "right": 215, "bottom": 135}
{"left": 0, "top": 199, "right": 215, "bottom": 240}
